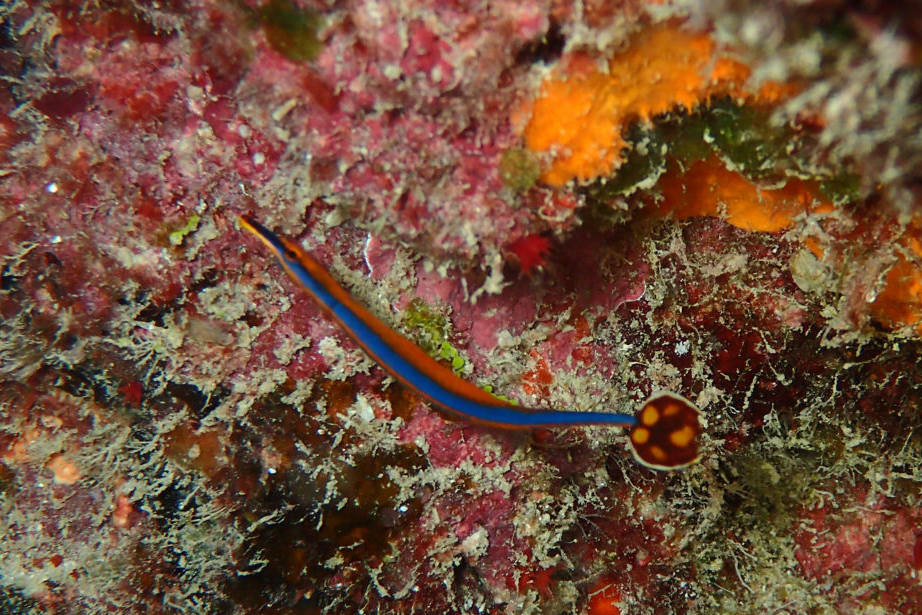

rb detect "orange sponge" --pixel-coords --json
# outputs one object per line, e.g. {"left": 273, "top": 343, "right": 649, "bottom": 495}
{"left": 652, "top": 156, "right": 834, "bottom": 232}
{"left": 870, "top": 234, "right": 922, "bottom": 334}
{"left": 521, "top": 23, "right": 749, "bottom": 186}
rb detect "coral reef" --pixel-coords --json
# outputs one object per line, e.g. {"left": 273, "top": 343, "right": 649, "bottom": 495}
{"left": 1, "top": 0, "right": 921, "bottom": 614}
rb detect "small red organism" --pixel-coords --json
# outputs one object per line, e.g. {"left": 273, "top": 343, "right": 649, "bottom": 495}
{"left": 112, "top": 493, "right": 136, "bottom": 528}
{"left": 521, "top": 350, "right": 554, "bottom": 398}
{"left": 118, "top": 381, "right": 144, "bottom": 407}
{"left": 512, "top": 564, "right": 555, "bottom": 597}
{"left": 588, "top": 580, "right": 621, "bottom": 615}
{"left": 508, "top": 234, "right": 552, "bottom": 273}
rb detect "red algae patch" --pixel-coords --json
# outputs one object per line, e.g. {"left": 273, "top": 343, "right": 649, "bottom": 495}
{"left": 794, "top": 489, "right": 922, "bottom": 612}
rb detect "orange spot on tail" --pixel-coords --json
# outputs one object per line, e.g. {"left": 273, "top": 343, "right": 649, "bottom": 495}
{"left": 631, "top": 427, "right": 650, "bottom": 445}
{"left": 640, "top": 405, "right": 659, "bottom": 426}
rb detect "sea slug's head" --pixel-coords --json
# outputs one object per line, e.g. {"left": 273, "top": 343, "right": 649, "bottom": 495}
{"left": 629, "top": 392, "right": 702, "bottom": 470}
{"left": 238, "top": 215, "right": 303, "bottom": 267}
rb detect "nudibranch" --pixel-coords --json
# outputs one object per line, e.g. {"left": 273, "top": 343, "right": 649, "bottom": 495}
{"left": 238, "top": 215, "right": 702, "bottom": 470}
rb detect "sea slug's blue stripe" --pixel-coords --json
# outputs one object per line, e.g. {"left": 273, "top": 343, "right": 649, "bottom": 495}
{"left": 239, "top": 216, "right": 637, "bottom": 429}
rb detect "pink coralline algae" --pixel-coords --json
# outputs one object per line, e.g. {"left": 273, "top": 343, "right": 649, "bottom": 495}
{"left": 2, "top": 1, "right": 922, "bottom": 614}
{"left": 794, "top": 487, "right": 922, "bottom": 613}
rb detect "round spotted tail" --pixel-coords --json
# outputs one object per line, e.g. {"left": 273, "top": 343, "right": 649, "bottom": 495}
{"left": 628, "top": 392, "right": 702, "bottom": 470}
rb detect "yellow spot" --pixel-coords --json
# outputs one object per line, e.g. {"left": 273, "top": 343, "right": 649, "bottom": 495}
{"left": 631, "top": 427, "right": 650, "bottom": 445}
{"left": 669, "top": 425, "right": 696, "bottom": 448}
{"left": 663, "top": 402, "right": 680, "bottom": 417}
{"left": 641, "top": 405, "right": 659, "bottom": 426}
{"left": 649, "top": 445, "right": 667, "bottom": 462}
{"left": 520, "top": 22, "right": 753, "bottom": 186}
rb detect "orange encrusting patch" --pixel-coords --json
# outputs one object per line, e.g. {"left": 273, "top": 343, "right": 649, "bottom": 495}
{"left": 519, "top": 21, "right": 922, "bottom": 338}
{"left": 520, "top": 22, "right": 752, "bottom": 186}
{"left": 870, "top": 233, "right": 922, "bottom": 335}
{"left": 803, "top": 236, "right": 826, "bottom": 259}
{"left": 112, "top": 493, "right": 136, "bottom": 528}
{"left": 46, "top": 453, "right": 81, "bottom": 485}
{"left": 650, "top": 157, "right": 835, "bottom": 232}
{"left": 649, "top": 157, "right": 922, "bottom": 336}
{"left": 587, "top": 581, "right": 622, "bottom": 615}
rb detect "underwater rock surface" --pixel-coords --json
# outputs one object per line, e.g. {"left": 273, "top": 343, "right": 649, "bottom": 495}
{"left": 1, "top": 1, "right": 921, "bottom": 613}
